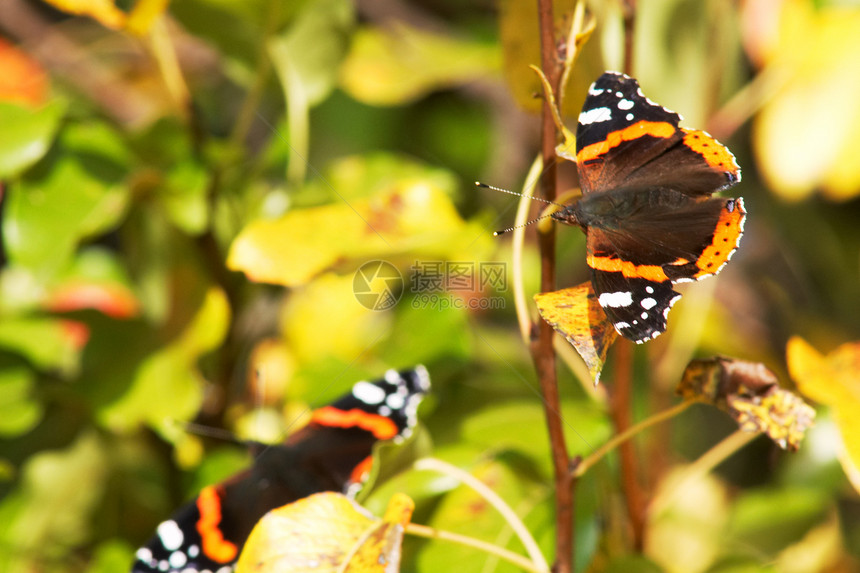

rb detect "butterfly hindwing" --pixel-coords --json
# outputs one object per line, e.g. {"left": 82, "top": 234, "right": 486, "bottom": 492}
{"left": 132, "top": 367, "right": 430, "bottom": 573}
{"left": 590, "top": 270, "right": 680, "bottom": 343}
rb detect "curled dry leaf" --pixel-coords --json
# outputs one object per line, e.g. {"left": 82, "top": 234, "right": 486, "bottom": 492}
{"left": 677, "top": 357, "right": 815, "bottom": 451}
{"left": 534, "top": 282, "right": 618, "bottom": 384}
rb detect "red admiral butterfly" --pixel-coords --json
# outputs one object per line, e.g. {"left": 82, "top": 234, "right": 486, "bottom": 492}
{"left": 132, "top": 366, "right": 430, "bottom": 573}
{"left": 552, "top": 71, "right": 745, "bottom": 343}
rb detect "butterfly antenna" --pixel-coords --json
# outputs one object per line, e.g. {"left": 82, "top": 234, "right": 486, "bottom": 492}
{"left": 475, "top": 182, "right": 565, "bottom": 207}
{"left": 168, "top": 418, "right": 243, "bottom": 444}
{"left": 494, "top": 213, "right": 556, "bottom": 236}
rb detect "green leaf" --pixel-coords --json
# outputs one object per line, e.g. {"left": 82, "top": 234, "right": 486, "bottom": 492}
{"left": 377, "top": 297, "right": 471, "bottom": 367}
{"left": 97, "top": 287, "right": 231, "bottom": 434}
{"left": 727, "top": 487, "right": 830, "bottom": 556}
{"left": 161, "top": 159, "right": 210, "bottom": 235}
{"left": 414, "top": 457, "right": 551, "bottom": 573}
{"left": 0, "top": 317, "right": 81, "bottom": 373}
{"left": 0, "top": 431, "right": 108, "bottom": 573}
{"left": 269, "top": 0, "right": 354, "bottom": 108}
{"left": 0, "top": 367, "right": 42, "bottom": 437}
{"left": 357, "top": 425, "right": 434, "bottom": 506}
{"left": 294, "top": 152, "right": 460, "bottom": 205}
{"left": 268, "top": 0, "right": 353, "bottom": 185}
{"left": 0, "top": 101, "right": 65, "bottom": 178}
{"left": 461, "top": 400, "right": 612, "bottom": 474}
{"left": 86, "top": 539, "right": 136, "bottom": 573}
{"left": 3, "top": 122, "right": 130, "bottom": 276}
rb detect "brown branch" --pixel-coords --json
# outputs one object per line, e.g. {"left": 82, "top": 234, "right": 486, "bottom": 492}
{"left": 534, "top": 1, "right": 573, "bottom": 572}
{"left": 621, "top": 0, "right": 637, "bottom": 75}
{"left": 608, "top": 339, "right": 647, "bottom": 551}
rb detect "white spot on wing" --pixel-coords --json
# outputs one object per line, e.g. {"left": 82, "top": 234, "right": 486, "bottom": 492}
{"left": 352, "top": 381, "right": 386, "bottom": 405}
{"left": 640, "top": 297, "right": 657, "bottom": 310}
{"left": 598, "top": 291, "right": 633, "bottom": 308}
{"left": 579, "top": 107, "right": 612, "bottom": 125}
{"left": 157, "top": 520, "right": 184, "bottom": 551}
{"left": 386, "top": 393, "right": 405, "bottom": 410}
{"left": 617, "top": 99, "right": 634, "bottom": 110}
{"left": 384, "top": 369, "right": 402, "bottom": 384}
{"left": 169, "top": 551, "right": 188, "bottom": 569}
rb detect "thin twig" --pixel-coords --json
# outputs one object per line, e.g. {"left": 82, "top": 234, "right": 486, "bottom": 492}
{"left": 405, "top": 524, "right": 543, "bottom": 573}
{"left": 621, "top": 0, "right": 636, "bottom": 75}
{"left": 573, "top": 401, "right": 693, "bottom": 478}
{"left": 413, "top": 458, "right": 550, "bottom": 573}
{"left": 513, "top": 158, "right": 545, "bottom": 344}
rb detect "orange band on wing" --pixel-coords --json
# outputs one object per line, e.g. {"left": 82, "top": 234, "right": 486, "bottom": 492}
{"left": 587, "top": 254, "right": 673, "bottom": 282}
{"left": 577, "top": 121, "right": 676, "bottom": 163}
{"left": 350, "top": 455, "right": 375, "bottom": 485}
{"left": 311, "top": 406, "right": 399, "bottom": 440}
{"left": 692, "top": 198, "right": 745, "bottom": 278}
{"left": 681, "top": 128, "right": 740, "bottom": 175}
{"left": 196, "top": 486, "right": 238, "bottom": 564}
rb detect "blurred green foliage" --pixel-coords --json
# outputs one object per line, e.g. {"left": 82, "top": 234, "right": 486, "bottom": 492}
{"left": 1, "top": 0, "right": 860, "bottom": 572}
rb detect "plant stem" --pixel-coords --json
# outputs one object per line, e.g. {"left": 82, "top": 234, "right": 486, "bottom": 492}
{"left": 573, "top": 401, "right": 693, "bottom": 478}
{"left": 621, "top": 0, "right": 637, "bottom": 75}
{"left": 513, "top": 158, "right": 545, "bottom": 344}
{"left": 414, "top": 458, "right": 550, "bottom": 573}
{"left": 405, "top": 524, "right": 543, "bottom": 573}
{"left": 608, "top": 340, "right": 647, "bottom": 551}
{"left": 534, "top": 1, "right": 573, "bottom": 571}
{"left": 230, "top": 0, "right": 281, "bottom": 148}
{"left": 147, "top": 17, "right": 190, "bottom": 122}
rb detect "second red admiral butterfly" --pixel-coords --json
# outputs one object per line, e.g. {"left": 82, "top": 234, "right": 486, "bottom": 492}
{"left": 131, "top": 366, "right": 430, "bottom": 573}
{"left": 552, "top": 71, "right": 745, "bottom": 343}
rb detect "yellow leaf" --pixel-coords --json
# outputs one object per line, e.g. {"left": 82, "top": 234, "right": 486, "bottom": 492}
{"left": 40, "top": 0, "right": 126, "bottom": 29}
{"left": 753, "top": 1, "right": 860, "bottom": 201}
{"left": 340, "top": 23, "right": 499, "bottom": 106}
{"left": 787, "top": 336, "right": 860, "bottom": 408}
{"left": 787, "top": 336, "right": 860, "bottom": 493}
{"left": 236, "top": 492, "right": 414, "bottom": 573}
{"left": 126, "top": 0, "right": 170, "bottom": 36}
{"left": 534, "top": 283, "right": 618, "bottom": 384}
{"left": 280, "top": 273, "right": 390, "bottom": 363}
{"left": 227, "top": 183, "right": 470, "bottom": 287}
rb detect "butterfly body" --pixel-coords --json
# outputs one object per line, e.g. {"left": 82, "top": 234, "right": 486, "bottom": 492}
{"left": 553, "top": 72, "right": 745, "bottom": 343}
